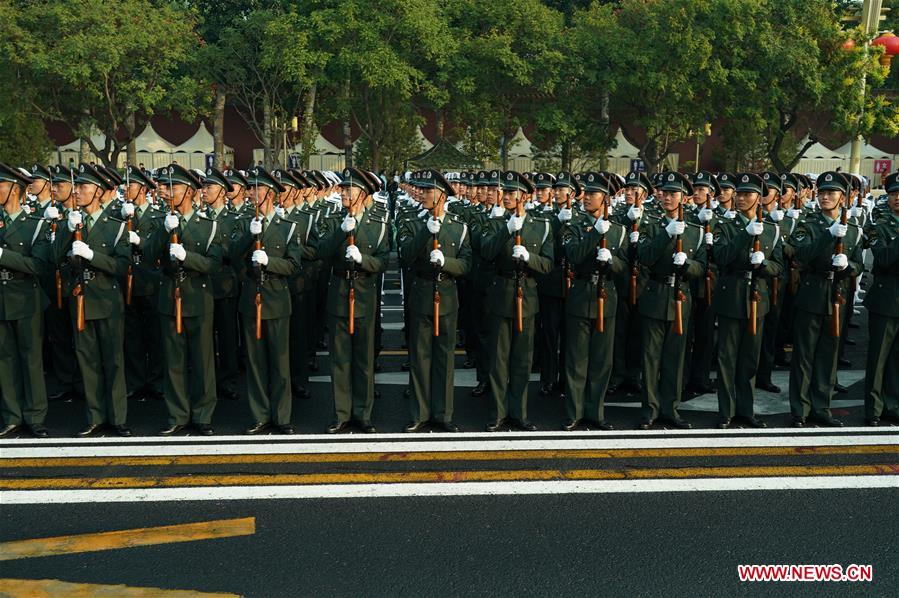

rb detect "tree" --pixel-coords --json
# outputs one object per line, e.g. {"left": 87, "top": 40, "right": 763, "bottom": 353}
{"left": 8, "top": 0, "right": 206, "bottom": 168}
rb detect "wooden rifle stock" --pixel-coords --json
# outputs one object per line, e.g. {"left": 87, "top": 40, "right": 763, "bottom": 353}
{"left": 432, "top": 206, "right": 441, "bottom": 337}
{"left": 348, "top": 207, "right": 356, "bottom": 336}
{"left": 629, "top": 194, "right": 641, "bottom": 306}
{"left": 703, "top": 198, "right": 713, "bottom": 307}
{"left": 73, "top": 221, "right": 86, "bottom": 332}
{"left": 829, "top": 205, "right": 849, "bottom": 337}
{"left": 125, "top": 216, "right": 133, "bottom": 306}
{"left": 168, "top": 183, "right": 183, "bottom": 336}
{"left": 562, "top": 195, "right": 572, "bottom": 297}
{"left": 673, "top": 204, "right": 685, "bottom": 335}
{"left": 595, "top": 198, "right": 609, "bottom": 333}
{"left": 254, "top": 203, "right": 263, "bottom": 340}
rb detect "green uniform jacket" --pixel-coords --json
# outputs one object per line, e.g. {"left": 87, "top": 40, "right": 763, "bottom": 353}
{"left": 231, "top": 215, "right": 302, "bottom": 319}
{"left": 864, "top": 215, "right": 899, "bottom": 318}
{"left": 535, "top": 205, "right": 572, "bottom": 299}
{"left": 712, "top": 215, "right": 785, "bottom": 319}
{"left": 144, "top": 210, "right": 222, "bottom": 317}
{"left": 564, "top": 217, "right": 628, "bottom": 318}
{"left": 129, "top": 204, "right": 165, "bottom": 298}
{"left": 208, "top": 206, "right": 247, "bottom": 300}
{"left": 480, "top": 212, "right": 555, "bottom": 319}
{"left": 789, "top": 212, "right": 864, "bottom": 317}
{"left": 0, "top": 212, "right": 50, "bottom": 319}
{"left": 636, "top": 215, "right": 707, "bottom": 321}
{"left": 313, "top": 206, "right": 390, "bottom": 319}
{"left": 284, "top": 206, "right": 320, "bottom": 295}
{"left": 397, "top": 211, "right": 472, "bottom": 316}
{"left": 53, "top": 212, "right": 130, "bottom": 320}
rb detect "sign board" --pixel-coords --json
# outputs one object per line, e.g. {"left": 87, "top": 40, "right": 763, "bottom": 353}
{"left": 873, "top": 160, "right": 891, "bottom": 174}
{"left": 629, "top": 159, "right": 646, "bottom": 172}
{"left": 205, "top": 153, "right": 215, "bottom": 170}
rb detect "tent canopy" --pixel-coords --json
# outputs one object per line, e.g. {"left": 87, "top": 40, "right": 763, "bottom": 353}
{"left": 407, "top": 138, "right": 482, "bottom": 170}
{"left": 173, "top": 123, "right": 232, "bottom": 154}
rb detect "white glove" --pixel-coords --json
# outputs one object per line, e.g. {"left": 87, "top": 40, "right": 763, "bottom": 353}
{"left": 249, "top": 217, "right": 263, "bottom": 235}
{"left": 697, "top": 207, "right": 713, "bottom": 223}
{"left": 164, "top": 214, "right": 180, "bottom": 232}
{"left": 71, "top": 240, "right": 94, "bottom": 261}
{"left": 597, "top": 247, "right": 612, "bottom": 263}
{"left": 629, "top": 231, "right": 640, "bottom": 243}
{"left": 786, "top": 208, "right": 800, "bottom": 219}
{"left": 427, "top": 218, "right": 441, "bottom": 234}
{"left": 252, "top": 249, "right": 268, "bottom": 266}
{"left": 745, "top": 220, "right": 764, "bottom": 236}
{"left": 345, "top": 244, "right": 362, "bottom": 264}
{"left": 724, "top": 209, "right": 736, "bottom": 220}
{"left": 275, "top": 206, "right": 285, "bottom": 218}
{"left": 665, "top": 219, "right": 686, "bottom": 237}
{"left": 862, "top": 198, "right": 874, "bottom": 210}
{"left": 704, "top": 232, "right": 713, "bottom": 245}
{"left": 44, "top": 205, "right": 60, "bottom": 220}
{"left": 750, "top": 251, "right": 765, "bottom": 266}
{"left": 627, "top": 204, "right": 643, "bottom": 222}
{"left": 557, "top": 208, "right": 572, "bottom": 222}
{"left": 710, "top": 199, "right": 719, "bottom": 210}
{"left": 512, "top": 245, "right": 530, "bottom": 262}
{"left": 128, "top": 231, "right": 141, "bottom": 246}
{"left": 506, "top": 214, "right": 525, "bottom": 234}
{"left": 169, "top": 243, "right": 187, "bottom": 262}
{"left": 524, "top": 201, "right": 535, "bottom": 211}
{"left": 673, "top": 252, "right": 687, "bottom": 266}
{"left": 594, "top": 218, "right": 611, "bottom": 235}
{"left": 121, "top": 202, "right": 135, "bottom": 219}
{"left": 429, "top": 249, "right": 445, "bottom": 267}
{"left": 340, "top": 215, "right": 356, "bottom": 233}
{"left": 490, "top": 206, "right": 506, "bottom": 218}
{"left": 67, "top": 210, "right": 83, "bottom": 232}
{"left": 769, "top": 209, "right": 783, "bottom": 222}
{"left": 828, "top": 221, "right": 847, "bottom": 238}
{"left": 832, "top": 253, "right": 848, "bottom": 270}
{"left": 849, "top": 205, "right": 861, "bottom": 219}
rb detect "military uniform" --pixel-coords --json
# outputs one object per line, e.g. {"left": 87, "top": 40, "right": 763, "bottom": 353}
{"left": 0, "top": 164, "right": 51, "bottom": 436}
{"left": 788, "top": 172, "right": 864, "bottom": 426}
{"left": 712, "top": 175, "right": 784, "bottom": 425}
{"left": 480, "top": 171, "right": 554, "bottom": 430}
{"left": 397, "top": 173, "right": 471, "bottom": 430}
{"left": 862, "top": 181, "right": 899, "bottom": 424}
{"left": 313, "top": 168, "right": 390, "bottom": 432}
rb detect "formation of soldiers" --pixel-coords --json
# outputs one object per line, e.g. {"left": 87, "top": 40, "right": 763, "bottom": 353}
{"left": 1, "top": 159, "right": 897, "bottom": 437}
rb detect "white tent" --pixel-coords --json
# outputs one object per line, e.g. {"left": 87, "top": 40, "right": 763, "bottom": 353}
{"left": 168, "top": 123, "right": 234, "bottom": 170}
{"left": 507, "top": 127, "right": 535, "bottom": 157}
{"left": 833, "top": 139, "right": 893, "bottom": 159}
{"left": 608, "top": 127, "right": 641, "bottom": 158}
{"left": 798, "top": 136, "right": 846, "bottom": 159}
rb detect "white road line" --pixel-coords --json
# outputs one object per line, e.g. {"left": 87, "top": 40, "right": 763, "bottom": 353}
{"left": 1, "top": 433, "right": 895, "bottom": 458}
{"left": 2, "top": 476, "right": 896, "bottom": 504}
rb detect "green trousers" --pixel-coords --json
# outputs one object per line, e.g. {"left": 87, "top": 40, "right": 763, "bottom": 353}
{"left": 213, "top": 296, "right": 240, "bottom": 394}
{"left": 487, "top": 315, "right": 535, "bottom": 422}
{"left": 45, "top": 299, "right": 80, "bottom": 394}
{"left": 716, "top": 314, "right": 764, "bottom": 419}
{"left": 564, "top": 315, "right": 615, "bottom": 422}
{"left": 289, "top": 291, "right": 311, "bottom": 391}
{"left": 408, "top": 310, "right": 458, "bottom": 424}
{"left": 688, "top": 299, "right": 716, "bottom": 387}
{"left": 74, "top": 314, "right": 127, "bottom": 426}
{"left": 162, "top": 313, "right": 217, "bottom": 426}
{"left": 789, "top": 309, "right": 840, "bottom": 419}
{"left": 124, "top": 294, "right": 163, "bottom": 396}
{"left": 0, "top": 312, "right": 48, "bottom": 426}
{"left": 612, "top": 297, "right": 642, "bottom": 387}
{"left": 328, "top": 314, "right": 377, "bottom": 424}
{"left": 242, "top": 315, "right": 292, "bottom": 426}
{"left": 641, "top": 316, "right": 688, "bottom": 421}
{"left": 537, "top": 294, "right": 564, "bottom": 388}
{"left": 864, "top": 312, "right": 899, "bottom": 419}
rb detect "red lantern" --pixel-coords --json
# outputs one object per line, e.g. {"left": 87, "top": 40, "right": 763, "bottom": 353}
{"left": 872, "top": 32, "right": 899, "bottom": 68}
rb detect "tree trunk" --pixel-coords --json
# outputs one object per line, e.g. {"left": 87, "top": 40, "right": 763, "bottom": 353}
{"left": 126, "top": 112, "right": 138, "bottom": 168}
{"left": 262, "top": 103, "right": 272, "bottom": 169}
{"left": 500, "top": 133, "right": 509, "bottom": 170}
{"left": 301, "top": 83, "right": 317, "bottom": 169}
{"left": 79, "top": 137, "right": 91, "bottom": 163}
{"left": 436, "top": 107, "right": 445, "bottom": 140}
{"left": 561, "top": 140, "right": 571, "bottom": 172}
{"left": 342, "top": 119, "right": 353, "bottom": 168}
{"left": 213, "top": 87, "right": 226, "bottom": 168}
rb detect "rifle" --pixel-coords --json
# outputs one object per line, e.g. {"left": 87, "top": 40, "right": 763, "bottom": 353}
{"left": 595, "top": 195, "right": 609, "bottom": 333}
{"left": 124, "top": 165, "right": 133, "bottom": 306}
{"left": 629, "top": 192, "right": 641, "bottom": 306}
{"left": 748, "top": 202, "right": 762, "bottom": 336}
{"left": 828, "top": 202, "right": 849, "bottom": 338}
{"left": 347, "top": 203, "right": 356, "bottom": 336}
{"left": 432, "top": 202, "right": 441, "bottom": 337}
{"left": 169, "top": 169, "right": 183, "bottom": 335}
{"left": 703, "top": 196, "right": 713, "bottom": 306}
{"left": 672, "top": 203, "right": 686, "bottom": 336}
{"left": 70, "top": 167, "right": 86, "bottom": 332}
{"left": 514, "top": 200, "right": 524, "bottom": 334}
{"left": 49, "top": 183, "right": 62, "bottom": 309}
{"left": 561, "top": 192, "right": 572, "bottom": 297}
{"left": 254, "top": 182, "right": 264, "bottom": 341}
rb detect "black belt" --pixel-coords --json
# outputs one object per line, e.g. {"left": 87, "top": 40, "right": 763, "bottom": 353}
{"left": 722, "top": 270, "right": 754, "bottom": 280}
{"left": 168, "top": 269, "right": 204, "bottom": 283}
{"left": 496, "top": 270, "right": 530, "bottom": 280}
{"left": 333, "top": 270, "right": 370, "bottom": 280}
{"left": 649, "top": 274, "right": 678, "bottom": 286}
{"left": 416, "top": 271, "right": 452, "bottom": 282}
{"left": 0, "top": 269, "right": 27, "bottom": 281}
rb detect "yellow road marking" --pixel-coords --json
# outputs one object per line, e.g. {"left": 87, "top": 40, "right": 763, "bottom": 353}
{"left": 1, "top": 465, "right": 895, "bottom": 491}
{"left": 0, "top": 578, "right": 239, "bottom": 597}
{"left": 2, "top": 445, "right": 896, "bottom": 469}
{"left": 0, "top": 517, "right": 255, "bottom": 562}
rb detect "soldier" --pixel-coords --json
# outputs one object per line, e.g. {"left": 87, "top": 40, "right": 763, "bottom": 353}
{"left": 480, "top": 171, "right": 555, "bottom": 431}
{"left": 561, "top": 172, "right": 628, "bottom": 430}
{"left": 0, "top": 164, "right": 51, "bottom": 438}
{"left": 397, "top": 169, "right": 472, "bottom": 432}
{"left": 313, "top": 167, "right": 390, "bottom": 434}
{"left": 713, "top": 173, "right": 784, "bottom": 428}
{"left": 231, "top": 167, "right": 303, "bottom": 434}
{"left": 53, "top": 163, "right": 131, "bottom": 437}
{"left": 862, "top": 171, "right": 899, "bottom": 426}
{"left": 637, "top": 171, "right": 707, "bottom": 430}
{"left": 788, "top": 171, "right": 863, "bottom": 427}
{"left": 141, "top": 165, "right": 222, "bottom": 435}
{"left": 120, "top": 165, "right": 164, "bottom": 403}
